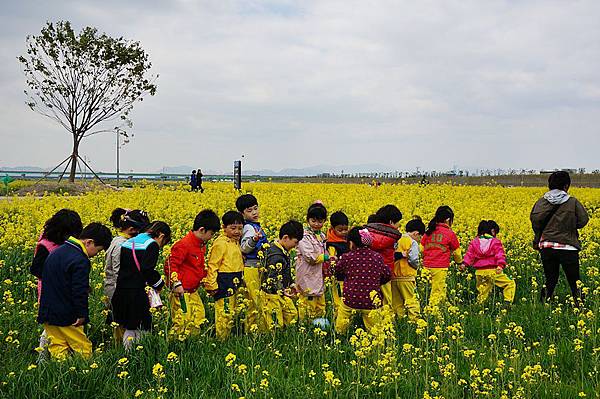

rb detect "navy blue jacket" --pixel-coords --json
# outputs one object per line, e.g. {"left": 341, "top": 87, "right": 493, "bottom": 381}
{"left": 37, "top": 240, "right": 90, "bottom": 326}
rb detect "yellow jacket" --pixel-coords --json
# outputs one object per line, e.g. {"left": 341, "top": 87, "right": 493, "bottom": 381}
{"left": 205, "top": 235, "right": 244, "bottom": 294}
{"left": 393, "top": 235, "right": 420, "bottom": 281}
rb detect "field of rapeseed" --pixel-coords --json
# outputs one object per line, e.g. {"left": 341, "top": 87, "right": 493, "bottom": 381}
{"left": 0, "top": 182, "right": 599, "bottom": 399}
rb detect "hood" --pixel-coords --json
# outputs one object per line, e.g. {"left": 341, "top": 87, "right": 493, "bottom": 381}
{"left": 543, "top": 189, "right": 570, "bottom": 205}
{"left": 477, "top": 237, "right": 493, "bottom": 255}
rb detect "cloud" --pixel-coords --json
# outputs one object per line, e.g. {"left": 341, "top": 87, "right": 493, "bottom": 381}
{"left": 1, "top": 0, "right": 599, "bottom": 173}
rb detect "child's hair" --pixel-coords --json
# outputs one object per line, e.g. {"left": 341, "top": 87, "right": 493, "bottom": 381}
{"left": 80, "top": 222, "right": 113, "bottom": 250}
{"left": 425, "top": 206, "right": 454, "bottom": 236}
{"left": 477, "top": 220, "right": 492, "bottom": 236}
{"left": 280, "top": 220, "right": 304, "bottom": 240}
{"left": 144, "top": 221, "right": 172, "bottom": 244}
{"left": 347, "top": 226, "right": 370, "bottom": 248}
{"left": 191, "top": 170, "right": 196, "bottom": 174}
{"left": 330, "top": 211, "right": 349, "bottom": 227}
{"left": 42, "top": 209, "right": 83, "bottom": 245}
{"left": 307, "top": 202, "right": 327, "bottom": 221}
{"left": 222, "top": 211, "right": 244, "bottom": 226}
{"left": 375, "top": 204, "right": 403, "bottom": 225}
{"left": 406, "top": 217, "right": 426, "bottom": 235}
{"left": 236, "top": 194, "right": 258, "bottom": 213}
{"left": 487, "top": 220, "right": 500, "bottom": 235}
{"left": 193, "top": 209, "right": 221, "bottom": 232}
{"left": 110, "top": 208, "right": 150, "bottom": 231}
{"left": 548, "top": 171, "right": 571, "bottom": 190}
{"left": 367, "top": 214, "right": 379, "bottom": 224}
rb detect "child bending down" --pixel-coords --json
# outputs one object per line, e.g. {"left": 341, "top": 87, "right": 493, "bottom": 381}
{"left": 334, "top": 227, "right": 391, "bottom": 334}
{"left": 462, "top": 220, "right": 516, "bottom": 305}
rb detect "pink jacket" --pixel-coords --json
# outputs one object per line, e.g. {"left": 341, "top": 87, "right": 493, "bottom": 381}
{"left": 463, "top": 236, "right": 507, "bottom": 270}
{"left": 295, "top": 229, "right": 327, "bottom": 296}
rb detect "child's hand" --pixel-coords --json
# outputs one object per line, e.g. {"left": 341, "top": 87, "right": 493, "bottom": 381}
{"left": 459, "top": 264, "right": 466, "bottom": 272}
{"left": 329, "top": 255, "right": 338, "bottom": 263}
{"left": 72, "top": 318, "right": 85, "bottom": 327}
{"left": 496, "top": 266, "right": 503, "bottom": 274}
{"left": 206, "top": 289, "right": 218, "bottom": 297}
{"left": 253, "top": 231, "right": 263, "bottom": 242}
{"left": 172, "top": 285, "right": 185, "bottom": 297}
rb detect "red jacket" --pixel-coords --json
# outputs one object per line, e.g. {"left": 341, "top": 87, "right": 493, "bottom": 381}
{"left": 421, "top": 223, "right": 461, "bottom": 268}
{"left": 366, "top": 223, "right": 402, "bottom": 272}
{"left": 165, "top": 231, "right": 207, "bottom": 292}
{"left": 463, "top": 236, "right": 507, "bottom": 270}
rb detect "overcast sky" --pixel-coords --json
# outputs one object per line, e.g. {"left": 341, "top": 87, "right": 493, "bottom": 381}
{"left": 1, "top": 0, "right": 599, "bottom": 173}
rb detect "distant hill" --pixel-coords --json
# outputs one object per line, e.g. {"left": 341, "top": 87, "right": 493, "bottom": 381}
{"left": 158, "top": 164, "right": 392, "bottom": 177}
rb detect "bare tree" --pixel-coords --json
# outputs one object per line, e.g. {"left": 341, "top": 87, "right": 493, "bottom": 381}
{"left": 18, "top": 21, "right": 157, "bottom": 182}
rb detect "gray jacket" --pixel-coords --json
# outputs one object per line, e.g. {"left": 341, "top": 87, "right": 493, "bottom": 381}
{"left": 103, "top": 235, "right": 128, "bottom": 301}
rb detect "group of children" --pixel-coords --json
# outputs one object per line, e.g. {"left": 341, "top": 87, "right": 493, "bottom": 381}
{"left": 30, "top": 195, "right": 516, "bottom": 360}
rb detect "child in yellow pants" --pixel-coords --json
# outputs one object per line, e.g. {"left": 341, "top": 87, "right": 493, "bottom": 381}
{"left": 463, "top": 220, "right": 516, "bottom": 305}
{"left": 205, "top": 211, "right": 245, "bottom": 340}
{"left": 259, "top": 221, "right": 304, "bottom": 331}
{"left": 335, "top": 301, "right": 382, "bottom": 334}
{"left": 297, "top": 293, "right": 326, "bottom": 320}
{"left": 325, "top": 211, "right": 350, "bottom": 318}
{"left": 44, "top": 325, "right": 92, "bottom": 360}
{"left": 169, "top": 291, "right": 206, "bottom": 339}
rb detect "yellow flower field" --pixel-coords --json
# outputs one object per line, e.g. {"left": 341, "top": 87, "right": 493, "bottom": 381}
{"left": 0, "top": 182, "right": 599, "bottom": 398}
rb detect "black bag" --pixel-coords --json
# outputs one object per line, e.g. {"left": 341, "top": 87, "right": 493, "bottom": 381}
{"left": 532, "top": 203, "right": 562, "bottom": 250}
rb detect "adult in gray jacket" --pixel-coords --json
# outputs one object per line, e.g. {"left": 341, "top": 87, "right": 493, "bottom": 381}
{"left": 530, "top": 171, "right": 589, "bottom": 303}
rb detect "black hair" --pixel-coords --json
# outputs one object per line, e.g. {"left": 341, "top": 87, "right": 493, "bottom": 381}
{"left": 110, "top": 208, "right": 150, "bottom": 231}
{"left": 307, "top": 203, "right": 327, "bottom": 221}
{"left": 222, "top": 211, "right": 244, "bottom": 226}
{"left": 193, "top": 209, "right": 221, "bottom": 232}
{"left": 367, "top": 214, "right": 379, "bottom": 224}
{"left": 144, "top": 221, "right": 172, "bottom": 244}
{"left": 548, "top": 171, "right": 571, "bottom": 191}
{"left": 406, "top": 218, "right": 426, "bottom": 235}
{"left": 477, "top": 220, "right": 492, "bottom": 236}
{"left": 330, "top": 211, "right": 349, "bottom": 228}
{"left": 42, "top": 209, "right": 83, "bottom": 245}
{"left": 375, "top": 204, "right": 403, "bottom": 225}
{"left": 487, "top": 220, "right": 500, "bottom": 235}
{"left": 347, "top": 226, "right": 367, "bottom": 248}
{"left": 279, "top": 220, "right": 304, "bottom": 240}
{"left": 80, "top": 222, "right": 113, "bottom": 250}
{"left": 236, "top": 194, "right": 258, "bottom": 213}
{"left": 425, "top": 206, "right": 454, "bottom": 236}
{"left": 192, "top": 170, "right": 196, "bottom": 174}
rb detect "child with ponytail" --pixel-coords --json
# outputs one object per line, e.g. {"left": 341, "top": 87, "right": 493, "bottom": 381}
{"left": 421, "top": 206, "right": 462, "bottom": 307}
{"left": 334, "top": 227, "right": 391, "bottom": 334}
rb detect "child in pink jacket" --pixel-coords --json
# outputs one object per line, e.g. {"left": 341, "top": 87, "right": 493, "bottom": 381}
{"left": 296, "top": 202, "right": 329, "bottom": 321}
{"left": 462, "top": 220, "right": 516, "bottom": 304}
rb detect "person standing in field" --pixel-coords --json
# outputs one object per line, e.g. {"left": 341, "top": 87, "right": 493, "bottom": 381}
{"left": 366, "top": 205, "right": 403, "bottom": 307}
{"left": 205, "top": 211, "right": 245, "bottom": 340}
{"left": 38, "top": 223, "right": 112, "bottom": 360}
{"left": 260, "top": 220, "right": 304, "bottom": 331}
{"left": 197, "top": 169, "right": 204, "bottom": 193}
{"left": 237, "top": 194, "right": 268, "bottom": 333}
{"left": 165, "top": 210, "right": 220, "bottom": 340}
{"left": 325, "top": 211, "right": 350, "bottom": 318}
{"left": 111, "top": 221, "right": 171, "bottom": 349}
{"left": 421, "top": 206, "right": 462, "bottom": 308}
{"left": 189, "top": 170, "right": 198, "bottom": 192}
{"left": 392, "top": 217, "right": 426, "bottom": 321}
{"left": 461, "top": 220, "right": 516, "bottom": 305}
{"left": 296, "top": 202, "right": 330, "bottom": 321}
{"left": 334, "top": 227, "right": 391, "bottom": 334}
{"left": 531, "top": 171, "right": 589, "bottom": 305}
{"left": 104, "top": 208, "right": 150, "bottom": 344}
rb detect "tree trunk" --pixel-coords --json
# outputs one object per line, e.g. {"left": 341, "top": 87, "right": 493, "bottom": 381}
{"left": 68, "top": 138, "right": 79, "bottom": 183}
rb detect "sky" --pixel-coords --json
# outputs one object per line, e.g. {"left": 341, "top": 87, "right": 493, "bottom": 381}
{"left": 1, "top": 0, "right": 599, "bottom": 174}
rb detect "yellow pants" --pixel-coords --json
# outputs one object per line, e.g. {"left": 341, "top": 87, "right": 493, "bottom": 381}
{"left": 243, "top": 267, "right": 262, "bottom": 333}
{"left": 475, "top": 269, "right": 516, "bottom": 303}
{"left": 113, "top": 325, "right": 125, "bottom": 345}
{"left": 391, "top": 280, "right": 420, "bottom": 321}
{"left": 381, "top": 281, "right": 393, "bottom": 307}
{"left": 215, "top": 294, "right": 239, "bottom": 340}
{"left": 330, "top": 280, "right": 344, "bottom": 318}
{"left": 261, "top": 292, "right": 298, "bottom": 331}
{"left": 169, "top": 291, "right": 206, "bottom": 339}
{"left": 44, "top": 324, "right": 92, "bottom": 360}
{"left": 297, "top": 293, "right": 326, "bottom": 321}
{"left": 426, "top": 268, "right": 448, "bottom": 307}
{"left": 335, "top": 302, "right": 381, "bottom": 334}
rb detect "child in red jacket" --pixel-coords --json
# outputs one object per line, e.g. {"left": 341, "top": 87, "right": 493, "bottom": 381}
{"left": 421, "top": 206, "right": 462, "bottom": 307}
{"left": 461, "top": 220, "right": 516, "bottom": 304}
{"left": 366, "top": 205, "right": 403, "bottom": 306}
{"left": 166, "top": 210, "right": 220, "bottom": 339}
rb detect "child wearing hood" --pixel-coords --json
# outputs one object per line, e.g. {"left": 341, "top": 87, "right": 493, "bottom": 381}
{"left": 461, "top": 220, "right": 515, "bottom": 305}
